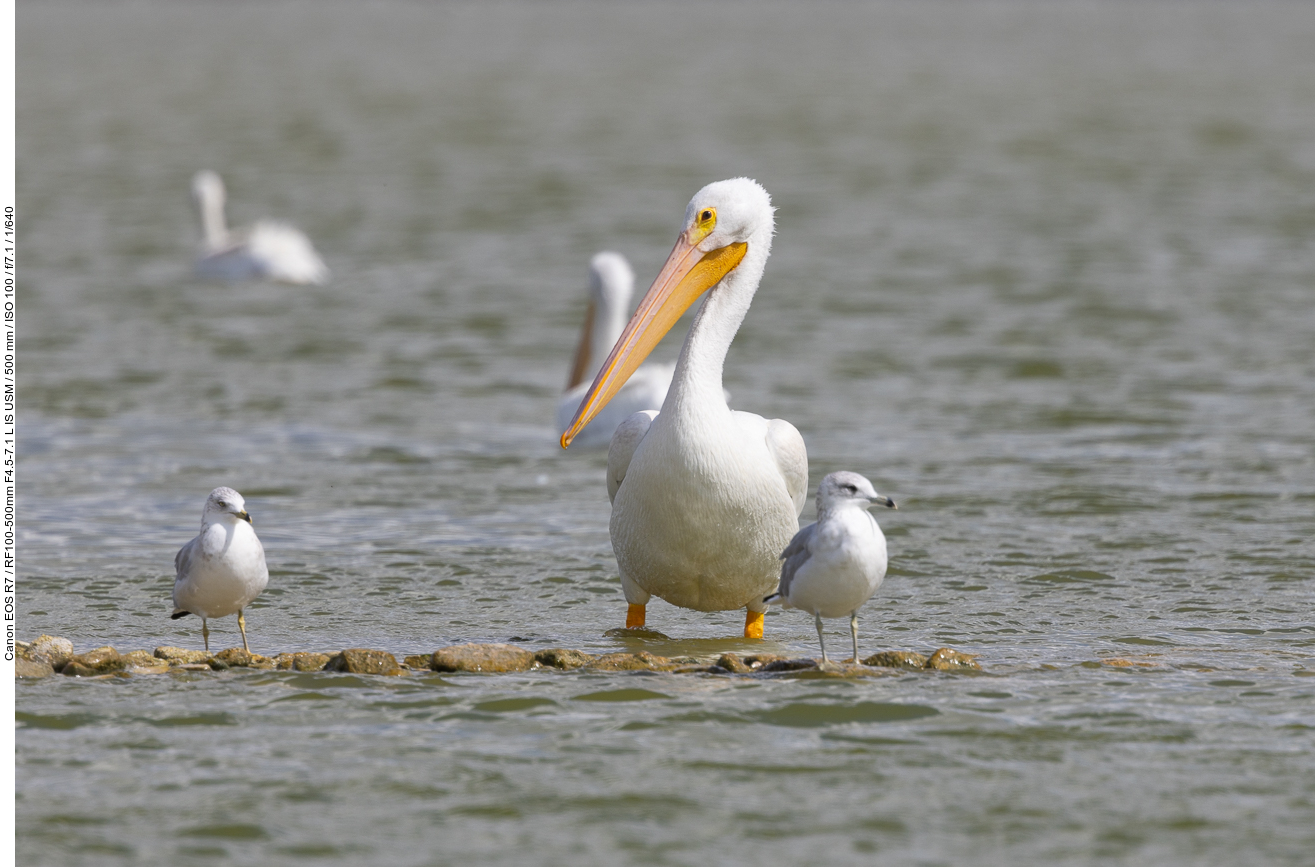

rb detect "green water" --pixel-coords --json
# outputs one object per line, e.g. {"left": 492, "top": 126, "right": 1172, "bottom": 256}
{"left": 16, "top": 1, "right": 1315, "bottom": 864}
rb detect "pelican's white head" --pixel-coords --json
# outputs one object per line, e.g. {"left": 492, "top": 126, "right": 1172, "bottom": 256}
{"left": 201, "top": 486, "right": 253, "bottom": 528}
{"left": 560, "top": 178, "right": 775, "bottom": 447}
{"left": 191, "top": 170, "right": 229, "bottom": 250}
{"left": 817, "top": 472, "right": 897, "bottom": 515}
{"left": 682, "top": 177, "right": 775, "bottom": 255}
{"left": 589, "top": 251, "right": 635, "bottom": 309}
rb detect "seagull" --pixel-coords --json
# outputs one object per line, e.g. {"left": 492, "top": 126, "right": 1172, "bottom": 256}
{"left": 556, "top": 252, "right": 674, "bottom": 447}
{"left": 171, "top": 487, "right": 269, "bottom": 652}
{"left": 191, "top": 170, "right": 329, "bottom": 285}
{"left": 767, "top": 472, "right": 897, "bottom": 663}
{"left": 560, "top": 178, "right": 808, "bottom": 638}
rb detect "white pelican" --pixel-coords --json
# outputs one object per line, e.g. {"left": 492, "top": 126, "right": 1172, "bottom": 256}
{"left": 191, "top": 170, "right": 330, "bottom": 285}
{"left": 171, "top": 487, "right": 269, "bottom": 652}
{"left": 556, "top": 252, "right": 674, "bottom": 447}
{"left": 767, "top": 472, "right": 897, "bottom": 663}
{"left": 561, "top": 178, "right": 808, "bottom": 638}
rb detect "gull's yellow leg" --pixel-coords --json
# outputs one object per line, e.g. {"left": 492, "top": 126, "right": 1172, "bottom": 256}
{"left": 237, "top": 609, "right": 251, "bottom": 653}
{"left": 626, "top": 603, "right": 646, "bottom": 629}
{"left": 744, "top": 609, "right": 765, "bottom": 639}
{"left": 850, "top": 612, "right": 860, "bottom": 663}
{"left": 202, "top": 619, "right": 210, "bottom": 652}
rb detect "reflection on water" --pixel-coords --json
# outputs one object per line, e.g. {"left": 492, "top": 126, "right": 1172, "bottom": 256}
{"left": 17, "top": 1, "right": 1315, "bottom": 865}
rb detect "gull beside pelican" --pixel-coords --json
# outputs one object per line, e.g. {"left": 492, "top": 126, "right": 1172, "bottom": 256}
{"left": 191, "top": 170, "right": 330, "bottom": 285}
{"left": 561, "top": 178, "right": 808, "bottom": 638}
{"left": 171, "top": 487, "right": 269, "bottom": 652}
{"left": 556, "top": 252, "right": 674, "bottom": 447}
{"left": 767, "top": 472, "right": 897, "bottom": 663}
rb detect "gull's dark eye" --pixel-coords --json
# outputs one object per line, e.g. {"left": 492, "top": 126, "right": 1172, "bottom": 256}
{"left": 842, "top": 484, "right": 857, "bottom": 494}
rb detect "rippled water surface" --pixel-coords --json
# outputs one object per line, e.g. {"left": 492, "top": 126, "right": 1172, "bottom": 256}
{"left": 16, "top": 1, "right": 1315, "bottom": 864}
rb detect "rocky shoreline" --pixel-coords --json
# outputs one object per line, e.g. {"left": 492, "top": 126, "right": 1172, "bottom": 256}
{"left": 15, "top": 634, "right": 983, "bottom": 679}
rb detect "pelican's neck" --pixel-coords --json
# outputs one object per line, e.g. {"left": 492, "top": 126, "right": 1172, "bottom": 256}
{"left": 196, "top": 186, "right": 229, "bottom": 251}
{"left": 667, "top": 232, "right": 772, "bottom": 420}
{"left": 591, "top": 285, "right": 631, "bottom": 380}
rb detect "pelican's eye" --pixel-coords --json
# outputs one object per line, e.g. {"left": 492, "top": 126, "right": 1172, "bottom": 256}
{"left": 698, "top": 208, "right": 716, "bottom": 230}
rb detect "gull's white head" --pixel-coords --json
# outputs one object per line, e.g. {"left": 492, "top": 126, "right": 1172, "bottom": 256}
{"left": 202, "top": 486, "right": 253, "bottom": 527}
{"left": 817, "top": 472, "right": 897, "bottom": 514}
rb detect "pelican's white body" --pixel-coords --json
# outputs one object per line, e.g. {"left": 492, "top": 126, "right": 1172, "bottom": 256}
{"left": 192, "top": 170, "right": 329, "bottom": 285}
{"left": 172, "top": 488, "right": 269, "bottom": 621}
{"left": 606, "top": 179, "right": 808, "bottom": 613}
{"left": 557, "top": 252, "right": 673, "bottom": 447}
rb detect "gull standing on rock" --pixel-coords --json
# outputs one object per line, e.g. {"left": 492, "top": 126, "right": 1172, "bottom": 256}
{"left": 171, "top": 487, "right": 269, "bottom": 652}
{"left": 767, "top": 472, "right": 897, "bottom": 663}
{"left": 191, "top": 170, "right": 330, "bottom": 285}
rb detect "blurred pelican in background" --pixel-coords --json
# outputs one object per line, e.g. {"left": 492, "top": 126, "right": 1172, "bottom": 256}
{"left": 561, "top": 179, "right": 807, "bottom": 638}
{"left": 191, "top": 170, "right": 330, "bottom": 285}
{"left": 555, "top": 251, "right": 673, "bottom": 447}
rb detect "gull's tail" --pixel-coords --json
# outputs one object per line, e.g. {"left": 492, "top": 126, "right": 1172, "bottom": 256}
{"left": 171, "top": 609, "right": 192, "bottom": 620}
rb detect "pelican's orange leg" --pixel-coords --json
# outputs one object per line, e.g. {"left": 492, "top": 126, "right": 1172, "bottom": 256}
{"left": 626, "top": 603, "right": 647, "bottom": 629}
{"left": 744, "top": 609, "right": 765, "bottom": 639}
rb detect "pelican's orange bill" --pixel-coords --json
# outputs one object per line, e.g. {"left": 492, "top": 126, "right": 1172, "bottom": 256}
{"left": 560, "top": 234, "right": 747, "bottom": 448}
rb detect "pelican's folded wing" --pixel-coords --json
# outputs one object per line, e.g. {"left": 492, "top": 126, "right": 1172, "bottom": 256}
{"left": 765, "top": 417, "right": 809, "bottom": 516}
{"left": 607, "top": 410, "right": 658, "bottom": 504}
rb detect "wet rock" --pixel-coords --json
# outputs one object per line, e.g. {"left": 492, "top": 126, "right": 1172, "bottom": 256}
{"left": 535, "top": 648, "right": 595, "bottom": 670}
{"left": 274, "top": 652, "right": 333, "bottom": 672}
{"left": 326, "top": 649, "right": 403, "bottom": 675}
{"left": 587, "top": 651, "right": 672, "bottom": 671}
{"left": 714, "top": 653, "right": 754, "bottom": 674}
{"left": 742, "top": 654, "right": 790, "bottom": 670}
{"left": 121, "top": 650, "right": 171, "bottom": 674}
{"left": 602, "top": 626, "right": 672, "bottom": 640}
{"left": 210, "top": 648, "right": 274, "bottom": 669}
{"left": 863, "top": 650, "right": 930, "bottom": 670}
{"left": 402, "top": 654, "right": 433, "bottom": 670}
{"left": 62, "top": 646, "right": 126, "bottom": 677}
{"left": 925, "top": 648, "right": 981, "bottom": 672}
{"left": 154, "top": 646, "right": 214, "bottom": 665}
{"left": 430, "top": 643, "right": 536, "bottom": 673}
{"left": 15, "top": 658, "right": 56, "bottom": 678}
{"left": 23, "top": 635, "right": 74, "bottom": 671}
{"left": 758, "top": 658, "right": 820, "bottom": 673}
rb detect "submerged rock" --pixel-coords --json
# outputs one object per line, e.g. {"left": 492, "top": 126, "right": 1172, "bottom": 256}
{"left": 154, "top": 646, "right": 214, "bottom": 665}
{"left": 402, "top": 654, "right": 433, "bottom": 670}
{"left": 15, "top": 658, "right": 56, "bottom": 678}
{"left": 22, "top": 635, "right": 75, "bottom": 671}
{"left": 863, "top": 651, "right": 930, "bottom": 670}
{"left": 274, "top": 652, "right": 334, "bottom": 672}
{"left": 326, "top": 649, "right": 403, "bottom": 676}
{"left": 925, "top": 648, "right": 981, "bottom": 672}
{"left": 587, "top": 651, "right": 672, "bottom": 671}
{"left": 210, "top": 648, "right": 274, "bottom": 669}
{"left": 535, "top": 648, "right": 595, "bottom": 670}
{"left": 430, "top": 643, "right": 536, "bottom": 673}
{"left": 62, "top": 646, "right": 126, "bottom": 677}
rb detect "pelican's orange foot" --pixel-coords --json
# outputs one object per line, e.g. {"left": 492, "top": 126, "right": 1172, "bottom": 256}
{"left": 626, "top": 603, "right": 647, "bottom": 629}
{"left": 744, "top": 609, "right": 765, "bottom": 639}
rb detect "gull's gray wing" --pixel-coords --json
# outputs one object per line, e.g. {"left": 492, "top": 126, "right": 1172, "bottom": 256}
{"left": 777, "top": 521, "right": 817, "bottom": 600}
{"left": 174, "top": 536, "right": 200, "bottom": 582}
